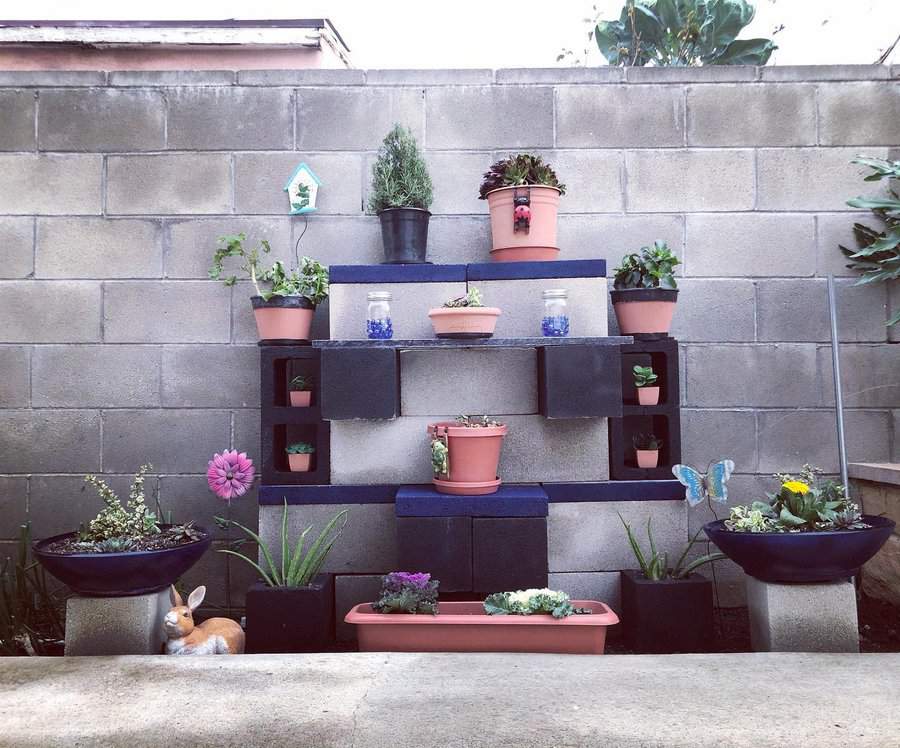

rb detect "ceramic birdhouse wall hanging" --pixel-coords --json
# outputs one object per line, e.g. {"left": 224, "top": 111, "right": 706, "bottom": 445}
{"left": 284, "top": 162, "right": 321, "bottom": 214}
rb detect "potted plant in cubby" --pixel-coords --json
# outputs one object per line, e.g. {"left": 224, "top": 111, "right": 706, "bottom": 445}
{"left": 428, "top": 415, "right": 507, "bottom": 495}
{"left": 479, "top": 154, "right": 566, "bottom": 262}
{"left": 633, "top": 365, "right": 660, "bottom": 405}
{"left": 368, "top": 124, "right": 434, "bottom": 264}
{"left": 611, "top": 241, "right": 680, "bottom": 335}
{"left": 633, "top": 433, "right": 662, "bottom": 469}
{"left": 210, "top": 233, "right": 329, "bottom": 342}
{"left": 289, "top": 375, "right": 313, "bottom": 407}
{"left": 286, "top": 442, "right": 315, "bottom": 472}
{"left": 428, "top": 288, "right": 501, "bottom": 339}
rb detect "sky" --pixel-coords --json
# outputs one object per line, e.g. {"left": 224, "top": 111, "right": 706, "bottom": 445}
{"left": 2, "top": 0, "right": 899, "bottom": 67}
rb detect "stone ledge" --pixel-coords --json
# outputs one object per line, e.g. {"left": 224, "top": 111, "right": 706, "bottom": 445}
{"left": 366, "top": 69, "right": 492, "bottom": 85}
{"left": 626, "top": 65, "right": 757, "bottom": 83}
{"left": 849, "top": 462, "right": 900, "bottom": 487}
{"left": 108, "top": 70, "right": 236, "bottom": 86}
{"left": 0, "top": 70, "right": 106, "bottom": 86}
{"left": 760, "top": 64, "right": 891, "bottom": 81}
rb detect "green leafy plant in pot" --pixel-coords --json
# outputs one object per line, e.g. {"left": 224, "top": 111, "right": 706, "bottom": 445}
{"left": 286, "top": 442, "right": 315, "bottom": 473}
{"left": 369, "top": 124, "right": 433, "bottom": 264}
{"left": 427, "top": 287, "right": 502, "bottom": 339}
{"left": 633, "top": 364, "right": 660, "bottom": 405}
{"left": 289, "top": 374, "right": 313, "bottom": 408}
{"left": 633, "top": 433, "right": 663, "bottom": 469}
{"left": 612, "top": 241, "right": 680, "bottom": 335}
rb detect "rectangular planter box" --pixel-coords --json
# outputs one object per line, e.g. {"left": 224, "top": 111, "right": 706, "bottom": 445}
{"left": 345, "top": 600, "right": 618, "bottom": 654}
{"left": 245, "top": 574, "right": 334, "bottom": 653}
{"left": 620, "top": 569, "right": 713, "bottom": 654}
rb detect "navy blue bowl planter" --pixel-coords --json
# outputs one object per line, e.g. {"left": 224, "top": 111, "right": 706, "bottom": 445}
{"left": 704, "top": 516, "right": 895, "bottom": 583}
{"left": 378, "top": 207, "right": 431, "bottom": 264}
{"left": 245, "top": 574, "right": 335, "bottom": 653}
{"left": 33, "top": 526, "right": 211, "bottom": 597}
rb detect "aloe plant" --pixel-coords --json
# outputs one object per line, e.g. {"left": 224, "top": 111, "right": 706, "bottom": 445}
{"left": 620, "top": 514, "right": 725, "bottom": 580}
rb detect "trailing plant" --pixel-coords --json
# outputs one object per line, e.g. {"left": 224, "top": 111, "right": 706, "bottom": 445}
{"left": 483, "top": 588, "right": 590, "bottom": 619}
{"left": 620, "top": 514, "right": 725, "bottom": 580}
{"left": 372, "top": 572, "right": 439, "bottom": 614}
{"left": 289, "top": 374, "right": 313, "bottom": 392}
{"left": 368, "top": 124, "right": 433, "bottom": 213}
{"left": 633, "top": 433, "right": 663, "bottom": 451}
{"left": 478, "top": 154, "right": 566, "bottom": 200}
{"left": 633, "top": 365, "right": 658, "bottom": 388}
{"left": 840, "top": 156, "right": 900, "bottom": 327}
{"left": 286, "top": 442, "right": 316, "bottom": 455}
{"left": 442, "top": 288, "right": 485, "bottom": 308}
{"left": 216, "top": 502, "right": 348, "bottom": 588}
{"left": 613, "top": 241, "right": 680, "bottom": 290}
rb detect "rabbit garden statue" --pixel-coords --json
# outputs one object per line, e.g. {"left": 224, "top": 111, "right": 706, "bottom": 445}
{"left": 164, "top": 585, "right": 245, "bottom": 655}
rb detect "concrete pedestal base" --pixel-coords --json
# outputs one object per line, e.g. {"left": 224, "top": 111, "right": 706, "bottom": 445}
{"left": 65, "top": 590, "right": 169, "bottom": 656}
{"left": 746, "top": 576, "right": 859, "bottom": 653}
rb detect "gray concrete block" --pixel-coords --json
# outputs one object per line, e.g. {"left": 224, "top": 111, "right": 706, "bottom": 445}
{"left": 746, "top": 576, "right": 859, "bottom": 652}
{"left": 0, "top": 218, "right": 33, "bottom": 279}
{"left": 684, "top": 344, "right": 821, "bottom": 407}
{"left": 232, "top": 408, "right": 261, "bottom": 466}
{"left": 0, "top": 281, "right": 101, "bottom": 343}
{"left": 109, "top": 70, "right": 235, "bottom": 86}
{"left": 818, "top": 344, "right": 900, "bottom": 408}
{"left": 38, "top": 89, "right": 165, "bottom": 151}
{"left": 235, "top": 151, "right": 362, "bottom": 215}
{"left": 757, "top": 278, "right": 887, "bottom": 342}
{"left": 32, "top": 345, "right": 161, "bottom": 407}
{"left": 328, "top": 281, "right": 467, "bottom": 340}
{"left": 0, "top": 154, "right": 102, "bottom": 215}
{"left": 367, "top": 69, "right": 492, "bottom": 85}
{"left": 681, "top": 409, "right": 758, "bottom": 474}
{"left": 427, "top": 216, "right": 492, "bottom": 265}
{"left": 556, "top": 84, "right": 684, "bottom": 147}
{"left": 890, "top": 284, "right": 900, "bottom": 345}
{"left": 496, "top": 67, "right": 624, "bottom": 84}
{"left": 426, "top": 86, "right": 554, "bottom": 149}
{"left": 167, "top": 87, "right": 292, "bottom": 150}
{"left": 107, "top": 154, "right": 231, "bottom": 215}
{"left": 557, "top": 214, "right": 684, "bottom": 261}
{"left": 528, "top": 149, "right": 623, "bottom": 213}
{"left": 162, "top": 345, "right": 259, "bottom": 407}
{"left": 760, "top": 65, "right": 889, "bottom": 82}
{"left": 65, "top": 590, "right": 169, "bottom": 656}
{"left": 669, "top": 279, "right": 755, "bottom": 343}
{"left": 0, "top": 477, "right": 28, "bottom": 539}
{"left": 158, "top": 474, "right": 232, "bottom": 540}
{"left": 548, "top": 500, "right": 687, "bottom": 572}
{"left": 895, "top": 411, "right": 900, "bottom": 462}
{"left": 0, "top": 410, "right": 100, "bottom": 473}
{"left": 0, "top": 71, "right": 105, "bottom": 86}
{"left": 258, "top": 503, "right": 397, "bottom": 574}
{"left": 547, "top": 571, "right": 621, "bottom": 611}
{"left": 684, "top": 213, "right": 815, "bottom": 277}
{"left": 816, "top": 213, "right": 860, "bottom": 277}
{"left": 687, "top": 84, "right": 815, "bottom": 146}
{"left": 418, "top": 151, "right": 490, "bottom": 216}
{"left": 296, "top": 87, "right": 423, "bottom": 150}
{"left": 626, "top": 150, "right": 754, "bottom": 212}
{"left": 28, "top": 474, "right": 113, "bottom": 538}
{"left": 626, "top": 66, "right": 757, "bottom": 83}
{"left": 818, "top": 82, "right": 900, "bottom": 146}
{"left": 0, "top": 346, "right": 29, "bottom": 407}
{"left": 292, "top": 216, "right": 382, "bottom": 267}
{"left": 0, "top": 90, "right": 35, "bottom": 150}
{"left": 400, "top": 349, "right": 537, "bottom": 416}
{"left": 237, "top": 69, "right": 366, "bottom": 86}
{"left": 757, "top": 147, "right": 890, "bottom": 211}
{"left": 103, "top": 409, "right": 230, "bottom": 473}
{"left": 103, "top": 281, "right": 232, "bottom": 343}
{"left": 335, "top": 575, "right": 384, "bottom": 642}
{"left": 35, "top": 218, "right": 162, "bottom": 279}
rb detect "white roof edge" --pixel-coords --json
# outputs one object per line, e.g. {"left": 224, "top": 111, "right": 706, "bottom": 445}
{"left": 0, "top": 26, "right": 327, "bottom": 47}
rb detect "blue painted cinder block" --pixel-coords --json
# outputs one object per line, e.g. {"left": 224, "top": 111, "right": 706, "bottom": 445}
{"left": 395, "top": 484, "right": 549, "bottom": 517}
{"left": 329, "top": 264, "right": 467, "bottom": 284}
{"left": 466, "top": 259, "right": 607, "bottom": 281}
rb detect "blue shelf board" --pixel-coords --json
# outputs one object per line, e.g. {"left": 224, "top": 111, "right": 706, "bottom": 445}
{"left": 396, "top": 484, "right": 548, "bottom": 517}
{"left": 543, "top": 480, "right": 685, "bottom": 502}
{"left": 259, "top": 484, "right": 398, "bottom": 505}
{"left": 466, "top": 259, "right": 607, "bottom": 281}
{"left": 330, "top": 264, "right": 467, "bottom": 284}
{"left": 314, "top": 336, "right": 631, "bottom": 349}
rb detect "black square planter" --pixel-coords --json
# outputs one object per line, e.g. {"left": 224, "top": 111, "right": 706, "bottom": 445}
{"left": 538, "top": 344, "right": 623, "bottom": 418}
{"left": 244, "top": 574, "right": 335, "bottom": 653}
{"left": 472, "top": 517, "right": 548, "bottom": 594}
{"left": 619, "top": 569, "right": 713, "bottom": 654}
{"left": 320, "top": 348, "right": 399, "bottom": 420}
{"left": 396, "top": 516, "right": 472, "bottom": 592}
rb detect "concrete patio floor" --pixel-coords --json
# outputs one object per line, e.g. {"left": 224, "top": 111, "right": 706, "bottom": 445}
{"left": 2, "top": 652, "right": 899, "bottom": 747}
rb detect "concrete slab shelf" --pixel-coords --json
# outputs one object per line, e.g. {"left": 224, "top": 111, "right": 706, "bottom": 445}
{"left": 329, "top": 259, "right": 607, "bottom": 285}
{"left": 262, "top": 405, "right": 323, "bottom": 425}
{"left": 313, "top": 336, "right": 632, "bottom": 349}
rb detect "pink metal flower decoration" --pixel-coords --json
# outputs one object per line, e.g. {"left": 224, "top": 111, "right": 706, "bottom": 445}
{"left": 207, "top": 450, "right": 255, "bottom": 503}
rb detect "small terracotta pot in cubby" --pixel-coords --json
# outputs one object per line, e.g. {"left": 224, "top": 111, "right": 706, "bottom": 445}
{"left": 637, "top": 386, "right": 660, "bottom": 406}
{"left": 636, "top": 449, "right": 660, "bottom": 469}
{"left": 290, "top": 391, "right": 312, "bottom": 407}
{"left": 286, "top": 443, "right": 315, "bottom": 472}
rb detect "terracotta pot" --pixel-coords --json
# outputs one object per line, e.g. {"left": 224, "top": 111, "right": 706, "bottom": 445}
{"left": 637, "top": 386, "right": 660, "bottom": 406}
{"left": 290, "top": 391, "right": 312, "bottom": 407}
{"left": 288, "top": 453, "right": 312, "bottom": 472}
{"left": 251, "top": 296, "right": 315, "bottom": 342}
{"left": 428, "top": 421, "right": 507, "bottom": 495}
{"left": 486, "top": 185, "right": 561, "bottom": 262}
{"left": 636, "top": 449, "right": 660, "bottom": 469}
{"left": 427, "top": 307, "right": 502, "bottom": 338}
{"left": 611, "top": 288, "right": 678, "bottom": 335}
{"left": 345, "top": 600, "right": 619, "bottom": 654}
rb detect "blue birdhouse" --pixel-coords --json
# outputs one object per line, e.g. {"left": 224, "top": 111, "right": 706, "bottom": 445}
{"left": 284, "top": 162, "right": 321, "bottom": 215}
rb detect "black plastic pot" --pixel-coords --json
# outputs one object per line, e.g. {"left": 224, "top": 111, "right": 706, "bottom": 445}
{"left": 33, "top": 526, "right": 211, "bottom": 597}
{"left": 378, "top": 207, "right": 431, "bottom": 264}
{"left": 620, "top": 569, "right": 713, "bottom": 653}
{"left": 244, "top": 573, "right": 335, "bottom": 653}
{"left": 704, "top": 516, "right": 895, "bottom": 583}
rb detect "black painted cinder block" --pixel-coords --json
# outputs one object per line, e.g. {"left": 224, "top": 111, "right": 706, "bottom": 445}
{"left": 538, "top": 344, "right": 623, "bottom": 418}
{"left": 320, "top": 348, "right": 399, "bottom": 420}
{"left": 397, "top": 516, "right": 472, "bottom": 592}
{"left": 244, "top": 574, "right": 335, "bottom": 653}
{"left": 473, "top": 517, "right": 548, "bottom": 594}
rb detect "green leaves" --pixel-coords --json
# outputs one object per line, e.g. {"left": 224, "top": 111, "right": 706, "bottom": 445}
{"left": 613, "top": 241, "right": 681, "bottom": 290}
{"left": 482, "top": 589, "right": 588, "bottom": 619}
{"left": 633, "top": 365, "right": 658, "bottom": 388}
{"left": 368, "top": 124, "right": 433, "bottom": 212}
{"left": 478, "top": 154, "right": 566, "bottom": 200}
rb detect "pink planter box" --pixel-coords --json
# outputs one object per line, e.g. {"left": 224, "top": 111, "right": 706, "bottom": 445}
{"left": 345, "top": 600, "right": 619, "bottom": 654}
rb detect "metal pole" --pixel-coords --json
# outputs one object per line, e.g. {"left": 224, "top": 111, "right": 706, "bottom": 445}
{"left": 827, "top": 274, "right": 850, "bottom": 495}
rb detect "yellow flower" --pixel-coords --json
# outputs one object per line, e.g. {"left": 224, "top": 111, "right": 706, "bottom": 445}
{"left": 782, "top": 480, "right": 811, "bottom": 494}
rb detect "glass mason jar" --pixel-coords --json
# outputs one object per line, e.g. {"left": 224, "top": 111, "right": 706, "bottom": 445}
{"left": 541, "top": 289, "right": 570, "bottom": 337}
{"left": 366, "top": 291, "right": 393, "bottom": 339}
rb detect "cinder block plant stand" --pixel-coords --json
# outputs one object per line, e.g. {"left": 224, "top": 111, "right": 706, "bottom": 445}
{"left": 64, "top": 590, "right": 169, "bottom": 656}
{"left": 745, "top": 576, "right": 859, "bottom": 653}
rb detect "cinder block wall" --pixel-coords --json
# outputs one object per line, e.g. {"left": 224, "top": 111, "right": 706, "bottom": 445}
{"left": 1, "top": 66, "right": 898, "bottom": 606}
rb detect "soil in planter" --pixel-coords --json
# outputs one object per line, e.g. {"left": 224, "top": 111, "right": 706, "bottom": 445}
{"left": 43, "top": 529, "right": 207, "bottom": 555}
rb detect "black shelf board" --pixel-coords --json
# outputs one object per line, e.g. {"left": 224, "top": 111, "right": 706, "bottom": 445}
{"left": 313, "top": 335, "right": 632, "bottom": 350}
{"left": 262, "top": 405, "right": 324, "bottom": 425}
{"left": 544, "top": 480, "right": 684, "bottom": 502}
{"left": 612, "top": 465, "right": 678, "bottom": 481}
{"left": 622, "top": 404, "right": 679, "bottom": 416}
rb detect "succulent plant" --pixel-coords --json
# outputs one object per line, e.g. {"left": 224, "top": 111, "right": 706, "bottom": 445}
{"left": 94, "top": 537, "right": 135, "bottom": 553}
{"left": 286, "top": 442, "right": 316, "bottom": 455}
{"left": 289, "top": 374, "right": 313, "bottom": 391}
{"left": 613, "top": 241, "right": 681, "bottom": 290}
{"left": 454, "top": 415, "right": 503, "bottom": 428}
{"left": 478, "top": 154, "right": 566, "bottom": 200}
{"left": 442, "top": 288, "right": 485, "bottom": 308}
{"left": 633, "top": 433, "right": 663, "bottom": 451}
{"left": 431, "top": 437, "right": 449, "bottom": 478}
{"left": 633, "top": 365, "right": 658, "bottom": 388}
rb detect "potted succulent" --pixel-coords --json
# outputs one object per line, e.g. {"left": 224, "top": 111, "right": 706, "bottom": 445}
{"left": 289, "top": 374, "right": 313, "bottom": 407}
{"left": 619, "top": 515, "right": 726, "bottom": 654}
{"left": 33, "top": 464, "right": 210, "bottom": 597}
{"left": 633, "top": 365, "right": 660, "bottom": 405}
{"left": 428, "top": 288, "right": 501, "bottom": 339}
{"left": 210, "top": 233, "right": 329, "bottom": 342}
{"left": 428, "top": 415, "right": 508, "bottom": 496}
{"left": 478, "top": 154, "right": 566, "bottom": 262}
{"left": 611, "top": 241, "right": 680, "bottom": 335}
{"left": 368, "top": 124, "right": 434, "bottom": 264}
{"left": 705, "top": 465, "right": 895, "bottom": 583}
{"left": 633, "top": 433, "right": 662, "bottom": 469}
{"left": 286, "top": 442, "right": 315, "bottom": 473}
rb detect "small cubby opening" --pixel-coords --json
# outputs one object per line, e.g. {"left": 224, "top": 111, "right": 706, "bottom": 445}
{"left": 272, "top": 356, "right": 319, "bottom": 407}
{"left": 621, "top": 414, "right": 672, "bottom": 469}
{"left": 621, "top": 350, "right": 670, "bottom": 406}
{"left": 274, "top": 423, "right": 320, "bottom": 473}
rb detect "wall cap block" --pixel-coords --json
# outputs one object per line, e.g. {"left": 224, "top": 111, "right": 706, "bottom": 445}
{"left": 396, "top": 484, "right": 548, "bottom": 517}
{"left": 848, "top": 462, "right": 900, "bottom": 487}
{"left": 466, "top": 259, "right": 607, "bottom": 281}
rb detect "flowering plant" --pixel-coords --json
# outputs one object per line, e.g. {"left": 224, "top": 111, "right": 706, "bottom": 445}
{"left": 483, "top": 588, "right": 589, "bottom": 619}
{"left": 372, "top": 571, "right": 439, "bottom": 615}
{"left": 207, "top": 450, "right": 255, "bottom": 504}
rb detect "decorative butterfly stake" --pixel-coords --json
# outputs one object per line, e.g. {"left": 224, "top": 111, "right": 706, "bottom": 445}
{"left": 672, "top": 459, "right": 735, "bottom": 507}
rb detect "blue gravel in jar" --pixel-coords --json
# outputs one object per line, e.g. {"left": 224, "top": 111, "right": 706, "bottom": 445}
{"left": 541, "top": 315, "right": 570, "bottom": 337}
{"left": 367, "top": 318, "right": 393, "bottom": 340}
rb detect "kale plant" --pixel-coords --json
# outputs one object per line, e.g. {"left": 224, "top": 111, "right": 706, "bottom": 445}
{"left": 372, "top": 572, "right": 439, "bottom": 615}
{"left": 368, "top": 124, "right": 433, "bottom": 213}
{"left": 483, "top": 588, "right": 590, "bottom": 619}
{"left": 479, "top": 154, "right": 566, "bottom": 199}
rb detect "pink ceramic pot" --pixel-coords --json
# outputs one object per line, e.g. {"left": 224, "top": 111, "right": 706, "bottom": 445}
{"left": 611, "top": 288, "right": 678, "bottom": 335}
{"left": 637, "top": 386, "right": 660, "bottom": 406}
{"left": 486, "top": 185, "right": 561, "bottom": 262}
{"left": 428, "top": 422, "right": 507, "bottom": 495}
{"left": 428, "top": 307, "right": 501, "bottom": 338}
{"left": 251, "top": 296, "right": 315, "bottom": 341}
{"left": 288, "top": 453, "right": 312, "bottom": 472}
{"left": 290, "top": 391, "right": 312, "bottom": 407}
{"left": 636, "top": 449, "right": 660, "bottom": 469}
